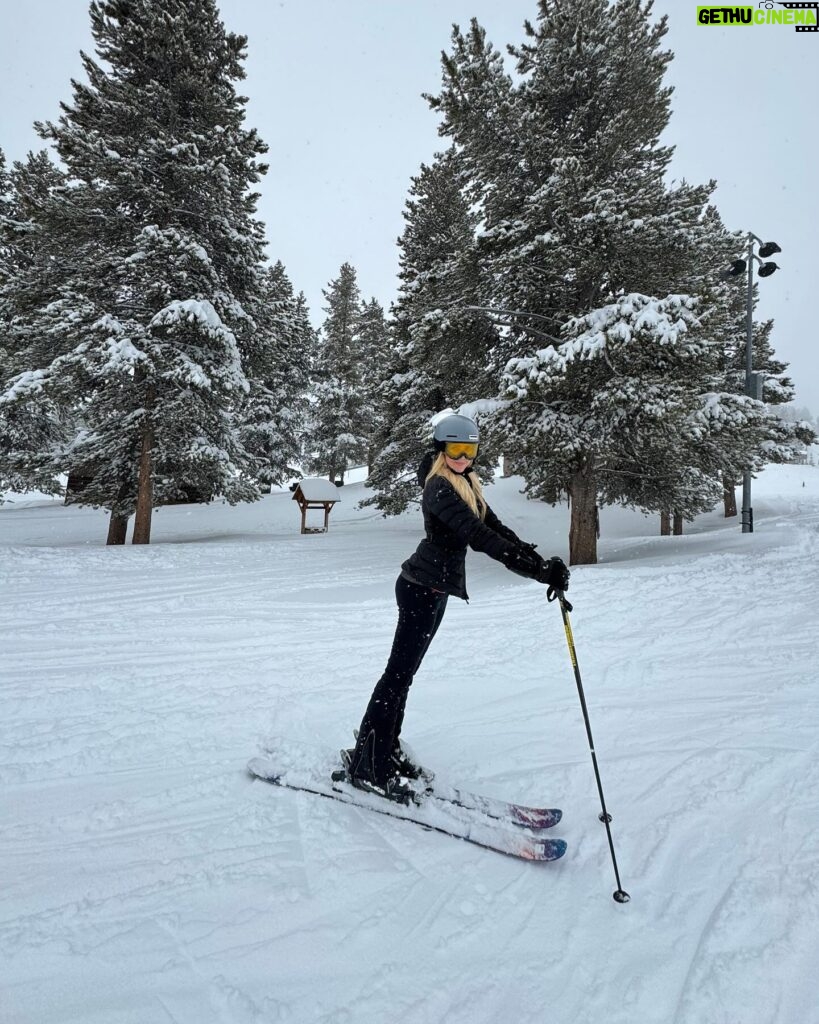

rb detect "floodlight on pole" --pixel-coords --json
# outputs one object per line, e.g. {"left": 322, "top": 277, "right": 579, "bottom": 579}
{"left": 758, "top": 242, "right": 782, "bottom": 259}
{"left": 728, "top": 232, "right": 782, "bottom": 534}
{"left": 758, "top": 262, "right": 780, "bottom": 278}
{"left": 721, "top": 258, "right": 747, "bottom": 279}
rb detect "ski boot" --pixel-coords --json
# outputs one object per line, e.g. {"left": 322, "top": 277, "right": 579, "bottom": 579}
{"left": 391, "top": 744, "right": 431, "bottom": 782}
{"left": 351, "top": 729, "right": 434, "bottom": 783}
{"left": 336, "top": 748, "right": 415, "bottom": 806}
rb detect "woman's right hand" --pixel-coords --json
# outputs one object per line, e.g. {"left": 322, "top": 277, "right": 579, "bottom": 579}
{"left": 537, "top": 556, "right": 570, "bottom": 591}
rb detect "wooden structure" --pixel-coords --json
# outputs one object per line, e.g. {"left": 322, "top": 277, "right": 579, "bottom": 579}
{"left": 291, "top": 477, "right": 341, "bottom": 534}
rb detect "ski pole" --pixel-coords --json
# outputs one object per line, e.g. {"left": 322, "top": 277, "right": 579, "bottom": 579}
{"left": 549, "top": 589, "right": 630, "bottom": 904}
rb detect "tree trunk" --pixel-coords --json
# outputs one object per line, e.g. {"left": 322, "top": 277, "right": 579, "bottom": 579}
{"left": 723, "top": 477, "right": 738, "bottom": 518}
{"left": 132, "top": 402, "right": 154, "bottom": 545}
{"left": 673, "top": 512, "right": 684, "bottom": 536}
{"left": 106, "top": 478, "right": 133, "bottom": 545}
{"left": 660, "top": 511, "right": 671, "bottom": 536}
{"left": 568, "top": 464, "right": 598, "bottom": 565}
{"left": 106, "top": 513, "right": 129, "bottom": 545}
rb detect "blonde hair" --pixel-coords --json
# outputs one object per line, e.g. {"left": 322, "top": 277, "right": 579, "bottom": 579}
{"left": 426, "top": 452, "right": 487, "bottom": 520}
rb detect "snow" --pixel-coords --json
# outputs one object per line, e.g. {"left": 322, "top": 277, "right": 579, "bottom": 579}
{"left": 2, "top": 465, "right": 818, "bottom": 1024}
{"left": 148, "top": 298, "right": 249, "bottom": 394}
{"left": 293, "top": 477, "right": 342, "bottom": 502}
{"left": 0, "top": 367, "right": 48, "bottom": 400}
{"left": 150, "top": 298, "right": 229, "bottom": 334}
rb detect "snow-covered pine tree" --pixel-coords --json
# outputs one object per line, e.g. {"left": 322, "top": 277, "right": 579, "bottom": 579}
{"left": 427, "top": 1, "right": 782, "bottom": 563}
{"left": 621, "top": 205, "right": 771, "bottom": 533}
{"left": 502, "top": 292, "right": 740, "bottom": 552}
{"left": 0, "top": 150, "right": 76, "bottom": 499}
{"left": 0, "top": 0, "right": 271, "bottom": 543}
{"left": 293, "top": 292, "right": 317, "bottom": 375}
{"left": 689, "top": 209, "right": 815, "bottom": 519}
{"left": 665, "top": 204, "right": 744, "bottom": 522}
{"left": 308, "top": 263, "right": 370, "bottom": 483}
{"left": 0, "top": 147, "right": 10, "bottom": 288}
{"left": 237, "top": 261, "right": 313, "bottom": 490}
{"left": 722, "top": 311, "right": 816, "bottom": 505}
{"left": 363, "top": 149, "right": 500, "bottom": 515}
{"left": 356, "top": 297, "right": 391, "bottom": 474}
{"left": 502, "top": 214, "right": 811, "bottom": 544}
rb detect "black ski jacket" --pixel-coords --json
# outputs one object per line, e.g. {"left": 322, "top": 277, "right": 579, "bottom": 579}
{"left": 400, "top": 455, "right": 534, "bottom": 601}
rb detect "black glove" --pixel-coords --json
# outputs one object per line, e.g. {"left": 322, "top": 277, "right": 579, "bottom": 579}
{"left": 537, "top": 556, "right": 570, "bottom": 592}
{"left": 501, "top": 543, "right": 543, "bottom": 580}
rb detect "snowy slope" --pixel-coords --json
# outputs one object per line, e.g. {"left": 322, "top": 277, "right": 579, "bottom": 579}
{"left": 2, "top": 466, "right": 818, "bottom": 1024}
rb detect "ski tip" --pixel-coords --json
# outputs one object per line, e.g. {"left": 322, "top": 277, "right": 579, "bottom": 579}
{"left": 530, "top": 838, "right": 567, "bottom": 862}
{"left": 247, "top": 757, "right": 277, "bottom": 781}
{"left": 523, "top": 808, "right": 562, "bottom": 828}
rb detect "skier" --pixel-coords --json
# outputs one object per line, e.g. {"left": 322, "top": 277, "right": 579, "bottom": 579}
{"left": 346, "top": 413, "right": 570, "bottom": 801}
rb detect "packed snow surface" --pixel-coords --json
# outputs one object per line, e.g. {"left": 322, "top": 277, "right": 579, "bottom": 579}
{"left": 2, "top": 465, "right": 818, "bottom": 1024}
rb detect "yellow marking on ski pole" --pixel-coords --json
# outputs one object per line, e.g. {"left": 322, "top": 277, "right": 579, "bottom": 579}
{"left": 562, "top": 615, "right": 579, "bottom": 670}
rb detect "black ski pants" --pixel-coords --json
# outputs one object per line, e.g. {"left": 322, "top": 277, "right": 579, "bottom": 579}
{"left": 351, "top": 574, "right": 448, "bottom": 784}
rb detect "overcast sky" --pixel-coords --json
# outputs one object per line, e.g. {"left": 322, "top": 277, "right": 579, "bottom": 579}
{"left": 2, "top": 1, "right": 817, "bottom": 412}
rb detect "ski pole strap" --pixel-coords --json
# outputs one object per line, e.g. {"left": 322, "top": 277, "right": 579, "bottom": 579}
{"left": 547, "top": 587, "right": 573, "bottom": 612}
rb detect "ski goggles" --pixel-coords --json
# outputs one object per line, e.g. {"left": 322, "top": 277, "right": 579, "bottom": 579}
{"left": 443, "top": 441, "right": 479, "bottom": 460}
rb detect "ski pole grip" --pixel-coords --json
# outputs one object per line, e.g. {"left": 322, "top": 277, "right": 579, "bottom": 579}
{"left": 548, "top": 587, "right": 573, "bottom": 612}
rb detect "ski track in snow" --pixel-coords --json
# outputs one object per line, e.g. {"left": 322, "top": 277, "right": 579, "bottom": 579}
{"left": 2, "top": 466, "right": 818, "bottom": 1023}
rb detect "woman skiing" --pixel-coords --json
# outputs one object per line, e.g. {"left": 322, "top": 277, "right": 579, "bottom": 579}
{"left": 346, "top": 413, "right": 570, "bottom": 802}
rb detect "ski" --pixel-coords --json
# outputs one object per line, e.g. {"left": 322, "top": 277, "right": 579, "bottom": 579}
{"left": 418, "top": 781, "right": 562, "bottom": 831}
{"left": 247, "top": 756, "right": 567, "bottom": 863}
{"left": 341, "top": 747, "right": 561, "bottom": 831}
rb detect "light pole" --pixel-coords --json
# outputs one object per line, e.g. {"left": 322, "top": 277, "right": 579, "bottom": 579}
{"left": 724, "top": 233, "right": 781, "bottom": 533}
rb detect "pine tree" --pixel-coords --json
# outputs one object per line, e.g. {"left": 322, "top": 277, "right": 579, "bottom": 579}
{"left": 309, "top": 263, "right": 370, "bottom": 483}
{"left": 0, "top": 150, "right": 75, "bottom": 499}
{"left": 363, "top": 150, "right": 499, "bottom": 515}
{"left": 720, "top": 310, "right": 814, "bottom": 510}
{"left": 427, "top": 1, "right": 795, "bottom": 562}
{"left": 0, "top": 0, "right": 271, "bottom": 543}
{"left": 237, "top": 261, "right": 313, "bottom": 490}
{"left": 691, "top": 210, "right": 814, "bottom": 519}
{"left": 0, "top": 147, "right": 10, "bottom": 290}
{"left": 356, "top": 297, "right": 391, "bottom": 473}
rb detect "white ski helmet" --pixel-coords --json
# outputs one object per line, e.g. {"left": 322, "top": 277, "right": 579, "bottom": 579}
{"left": 433, "top": 414, "right": 480, "bottom": 452}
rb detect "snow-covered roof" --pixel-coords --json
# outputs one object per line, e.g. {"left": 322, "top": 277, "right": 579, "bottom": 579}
{"left": 292, "top": 478, "right": 341, "bottom": 502}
